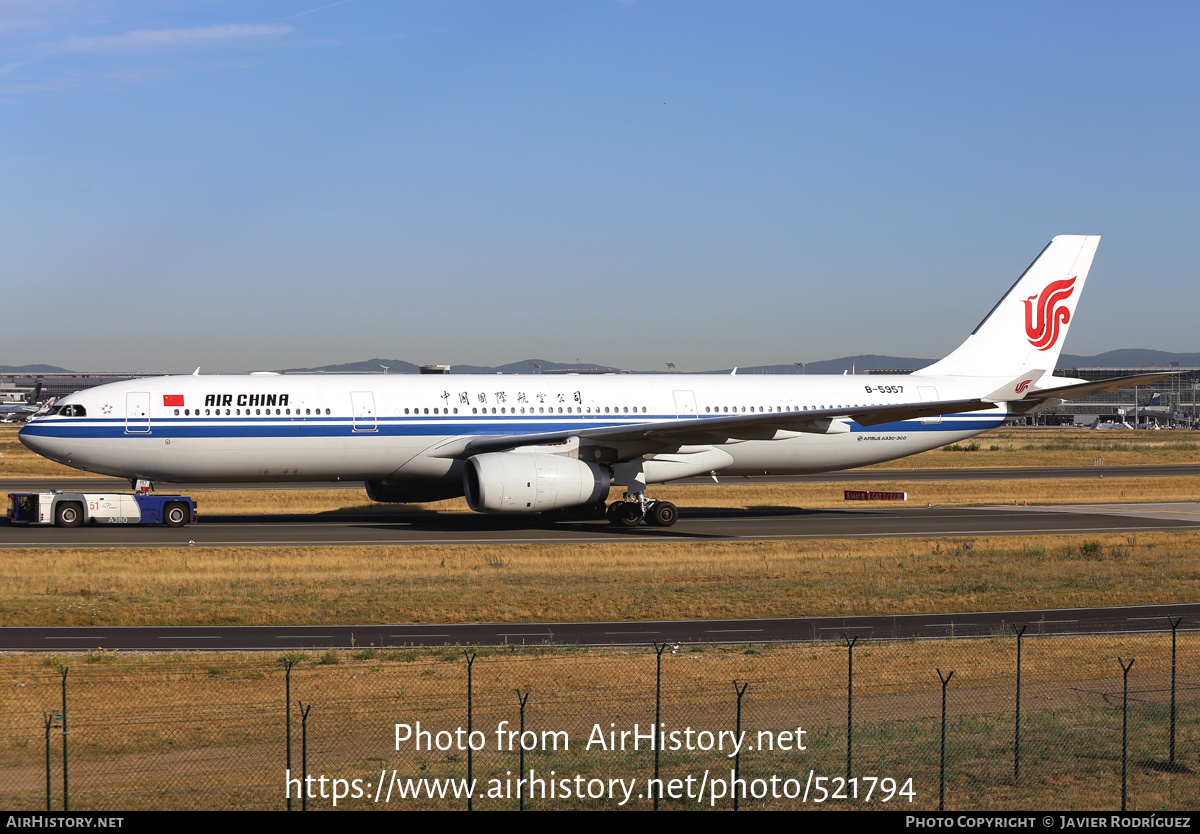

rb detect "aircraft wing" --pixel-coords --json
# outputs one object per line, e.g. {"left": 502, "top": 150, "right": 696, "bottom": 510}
{"left": 428, "top": 371, "right": 1177, "bottom": 459}
{"left": 432, "top": 397, "right": 1005, "bottom": 458}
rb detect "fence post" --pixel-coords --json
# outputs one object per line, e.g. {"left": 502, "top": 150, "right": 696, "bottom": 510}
{"left": 937, "top": 668, "right": 954, "bottom": 812}
{"left": 1167, "top": 617, "right": 1183, "bottom": 769}
{"left": 844, "top": 634, "right": 858, "bottom": 781}
{"left": 1014, "top": 625, "right": 1027, "bottom": 783}
{"left": 465, "top": 650, "right": 477, "bottom": 812}
{"left": 59, "top": 666, "right": 68, "bottom": 812}
{"left": 653, "top": 642, "right": 667, "bottom": 811}
{"left": 1118, "top": 657, "right": 1134, "bottom": 811}
{"left": 283, "top": 657, "right": 296, "bottom": 811}
{"left": 516, "top": 689, "right": 531, "bottom": 811}
{"left": 299, "top": 700, "right": 312, "bottom": 812}
{"left": 43, "top": 711, "right": 61, "bottom": 811}
{"left": 732, "top": 680, "right": 749, "bottom": 811}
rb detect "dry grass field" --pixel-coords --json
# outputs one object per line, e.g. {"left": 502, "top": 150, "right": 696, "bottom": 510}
{"left": 866, "top": 426, "right": 1200, "bottom": 469}
{"left": 2, "top": 530, "right": 1196, "bottom": 627}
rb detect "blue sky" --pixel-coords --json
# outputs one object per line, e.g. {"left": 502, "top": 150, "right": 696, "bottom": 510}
{"left": 3, "top": 1, "right": 1198, "bottom": 372}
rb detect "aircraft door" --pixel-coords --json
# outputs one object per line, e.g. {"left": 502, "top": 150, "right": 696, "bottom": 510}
{"left": 351, "top": 391, "right": 377, "bottom": 432}
{"left": 125, "top": 392, "right": 150, "bottom": 433}
{"left": 673, "top": 390, "right": 697, "bottom": 418}
{"left": 917, "top": 386, "right": 941, "bottom": 424}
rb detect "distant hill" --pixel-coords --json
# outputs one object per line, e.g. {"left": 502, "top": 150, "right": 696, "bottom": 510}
{"left": 9, "top": 350, "right": 1200, "bottom": 377}
{"left": 714, "top": 350, "right": 1200, "bottom": 376}
{"left": 278, "top": 358, "right": 423, "bottom": 374}
{"left": 1057, "top": 349, "right": 1200, "bottom": 369}
{"left": 0, "top": 364, "right": 72, "bottom": 374}
{"left": 279, "top": 357, "right": 621, "bottom": 374}
{"left": 708, "top": 355, "right": 935, "bottom": 375}
{"left": 279, "top": 350, "right": 1200, "bottom": 376}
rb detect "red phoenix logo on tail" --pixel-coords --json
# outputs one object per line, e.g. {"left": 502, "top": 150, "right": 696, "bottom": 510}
{"left": 1023, "top": 276, "right": 1076, "bottom": 350}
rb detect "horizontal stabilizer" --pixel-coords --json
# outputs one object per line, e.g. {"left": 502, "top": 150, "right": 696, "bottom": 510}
{"left": 984, "top": 370, "right": 1048, "bottom": 402}
{"left": 1007, "top": 372, "right": 1179, "bottom": 414}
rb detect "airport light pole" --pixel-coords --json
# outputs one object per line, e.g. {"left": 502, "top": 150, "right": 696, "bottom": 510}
{"left": 1171, "top": 362, "right": 1180, "bottom": 416}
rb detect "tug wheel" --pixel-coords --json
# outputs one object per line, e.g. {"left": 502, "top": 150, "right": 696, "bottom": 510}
{"left": 164, "top": 503, "right": 189, "bottom": 528}
{"left": 54, "top": 502, "right": 83, "bottom": 528}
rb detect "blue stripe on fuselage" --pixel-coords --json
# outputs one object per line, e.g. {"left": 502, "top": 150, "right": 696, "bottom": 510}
{"left": 19, "top": 411, "right": 1006, "bottom": 440}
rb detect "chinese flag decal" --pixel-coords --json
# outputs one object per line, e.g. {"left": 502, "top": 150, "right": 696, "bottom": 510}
{"left": 163, "top": 395, "right": 184, "bottom": 406}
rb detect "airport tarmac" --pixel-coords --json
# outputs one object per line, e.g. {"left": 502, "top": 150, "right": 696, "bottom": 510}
{"left": 2, "top": 603, "right": 1194, "bottom": 651}
{"left": 3, "top": 502, "right": 1199, "bottom": 548}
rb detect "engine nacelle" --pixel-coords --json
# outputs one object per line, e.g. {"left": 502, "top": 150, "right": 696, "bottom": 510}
{"left": 464, "top": 453, "right": 610, "bottom": 514}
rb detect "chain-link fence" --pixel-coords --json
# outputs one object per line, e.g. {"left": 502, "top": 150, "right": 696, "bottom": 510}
{"left": 2, "top": 629, "right": 1196, "bottom": 811}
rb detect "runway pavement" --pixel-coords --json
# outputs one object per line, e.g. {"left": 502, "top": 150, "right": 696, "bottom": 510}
{"left": 3, "top": 502, "right": 1200, "bottom": 547}
{"left": 2, "top": 603, "right": 1194, "bottom": 651}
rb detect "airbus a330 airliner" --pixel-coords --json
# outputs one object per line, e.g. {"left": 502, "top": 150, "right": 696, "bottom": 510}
{"left": 18, "top": 235, "right": 1170, "bottom": 527}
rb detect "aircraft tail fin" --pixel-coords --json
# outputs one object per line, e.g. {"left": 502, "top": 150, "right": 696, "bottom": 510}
{"left": 915, "top": 235, "right": 1100, "bottom": 379}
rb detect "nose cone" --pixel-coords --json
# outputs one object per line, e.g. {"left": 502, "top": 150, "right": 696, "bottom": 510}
{"left": 18, "top": 422, "right": 71, "bottom": 466}
{"left": 19, "top": 422, "right": 51, "bottom": 456}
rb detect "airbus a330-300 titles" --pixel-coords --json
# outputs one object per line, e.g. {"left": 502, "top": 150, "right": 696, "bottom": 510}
{"left": 18, "top": 235, "right": 1172, "bottom": 527}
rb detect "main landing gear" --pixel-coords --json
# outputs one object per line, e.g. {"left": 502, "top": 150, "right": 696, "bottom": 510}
{"left": 606, "top": 494, "right": 679, "bottom": 528}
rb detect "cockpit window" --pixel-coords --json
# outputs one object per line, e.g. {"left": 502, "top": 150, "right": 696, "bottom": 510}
{"left": 60, "top": 404, "right": 87, "bottom": 417}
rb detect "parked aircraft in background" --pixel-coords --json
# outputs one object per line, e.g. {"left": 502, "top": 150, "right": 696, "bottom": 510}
{"left": 0, "top": 383, "right": 45, "bottom": 423}
{"left": 18, "top": 236, "right": 1171, "bottom": 526}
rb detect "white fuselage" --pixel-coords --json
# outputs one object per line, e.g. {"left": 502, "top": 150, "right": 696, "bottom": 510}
{"left": 18, "top": 372, "right": 1006, "bottom": 489}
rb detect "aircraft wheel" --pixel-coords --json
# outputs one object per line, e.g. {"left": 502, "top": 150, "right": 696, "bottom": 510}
{"left": 164, "top": 503, "right": 189, "bottom": 528}
{"left": 575, "top": 500, "right": 607, "bottom": 520}
{"left": 608, "top": 502, "right": 643, "bottom": 527}
{"left": 646, "top": 501, "right": 678, "bottom": 527}
{"left": 55, "top": 502, "right": 83, "bottom": 528}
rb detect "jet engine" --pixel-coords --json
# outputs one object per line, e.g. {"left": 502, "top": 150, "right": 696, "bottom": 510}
{"left": 464, "top": 452, "right": 610, "bottom": 513}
